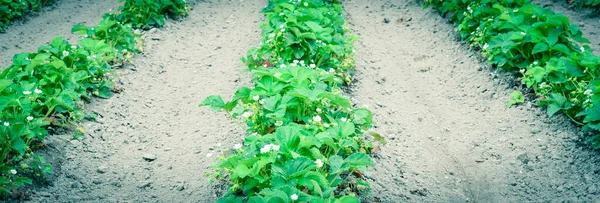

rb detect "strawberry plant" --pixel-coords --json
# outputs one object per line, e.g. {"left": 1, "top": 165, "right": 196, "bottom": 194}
{"left": 0, "top": 0, "right": 55, "bottom": 32}
{"left": 424, "top": 0, "right": 600, "bottom": 148}
{"left": 113, "top": 0, "right": 190, "bottom": 29}
{"left": 201, "top": 0, "right": 382, "bottom": 202}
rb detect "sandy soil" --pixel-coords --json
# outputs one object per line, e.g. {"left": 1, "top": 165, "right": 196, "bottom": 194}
{"left": 2, "top": 0, "right": 600, "bottom": 202}
{"left": 0, "top": 0, "right": 122, "bottom": 68}
{"left": 345, "top": 0, "right": 600, "bottom": 202}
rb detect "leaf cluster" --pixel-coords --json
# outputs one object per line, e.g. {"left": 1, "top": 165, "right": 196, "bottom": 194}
{"left": 114, "top": 0, "right": 190, "bottom": 29}
{"left": 0, "top": 0, "right": 54, "bottom": 32}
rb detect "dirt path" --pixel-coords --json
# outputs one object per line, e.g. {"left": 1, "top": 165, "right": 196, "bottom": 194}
{"left": 345, "top": 0, "right": 600, "bottom": 202}
{"left": 24, "top": 0, "right": 263, "bottom": 202}
{"left": 0, "top": 0, "right": 121, "bottom": 68}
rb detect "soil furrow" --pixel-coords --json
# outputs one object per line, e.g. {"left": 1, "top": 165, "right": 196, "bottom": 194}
{"left": 345, "top": 0, "right": 600, "bottom": 202}
{"left": 24, "top": 0, "right": 264, "bottom": 202}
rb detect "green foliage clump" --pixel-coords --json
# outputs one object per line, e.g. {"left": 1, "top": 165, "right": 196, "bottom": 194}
{"left": 114, "top": 0, "right": 190, "bottom": 29}
{"left": 0, "top": 0, "right": 55, "bottom": 32}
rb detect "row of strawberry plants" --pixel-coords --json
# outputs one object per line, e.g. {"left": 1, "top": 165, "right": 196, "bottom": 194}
{"left": 424, "top": 0, "right": 600, "bottom": 147}
{"left": 0, "top": 0, "right": 189, "bottom": 197}
{"left": 201, "top": 0, "right": 378, "bottom": 202}
{"left": 0, "top": 0, "right": 54, "bottom": 32}
{"left": 569, "top": 0, "right": 600, "bottom": 8}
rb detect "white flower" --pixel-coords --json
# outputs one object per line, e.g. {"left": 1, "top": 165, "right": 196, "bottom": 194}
{"left": 309, "top": 64, "right": 316, "bottom": 68}
{"left": 329, "top": 69, "right": 335, "bottom": 73}
{"left": 323, "top": 123, "right": 330, "bottom": 128}
{"left": 34, "top": 88, "right": 42, "bottom": 94}
{"left": 260, "top": 144, "right": 272, "bottom": 153}
{"left": 316, "top": 108, "right": 322, "bottom": 112}
{"left": 269, "top": 33, "right": 276, "bottom": 38}
{"left": 482, "top": 43, "right": 489, "bottom": 50}
{"left": 243, "top": 112, "right": 252, "bottom": 118}
{"left": 275, "top": 120, "right": 283, "bottom": 126}
{"left": 291, "top": 194, "right": 298, "bottom": 201}
{"left": 10, "top": 169, "right": 17, "bottom": 175}
{"left": 293, "top": 60, "right": 299, "bottom": 64}
{"left": 581, "top": 47, "right": 585, "bottom": 52}
{"left": 304, "top": 2, "right": 308, "bottom": 6}
{"left": 299, "top": 60, "right": 305, "bottom": 65}
{"left": 280, "top": 28, "right": 285, "bottom": 33}
{"left": 26, "top": 116, "right": 33, "bottom": 121}
{"left": 259, "top": 99, "right": 265, "bottom": 105}
{"left": 279, "top": 12, "right": 284, "bottom": 16}
{"left": 585, "top": 89, "right": 593, "bottom": 95}
{"left": 71, "top": 45, "right": 77, "bottom": 50}
{"left": 313, "top": 115, "right": 322, "bottom": 123}
{"left": 272, "top": 145, "right": 280, "bottom": 151}
{"left": 520, "top": 69, "right": 525, "bottom": 73}
{"left": 520, "top": 32, "right": 526, "bottom": 35}
{"left": 531, "top": 15, "right": 536, "bottom": 18}
{"left": 234, "top": 143, "right": 242, "bottom": 150}
{"left": 341, "top": 117, "right": 347, "bottom": 122}
{"left": 23, "top": 90, "right": 32, "bottom": 95}
{"left": 62, "top": 50, "right": 69, "bottom": 57}
{"left": 279, "top": 24, "right": 284, "bottom": 29}
{"left": 253, "top": 95, "right": 260, "bottom": 101}
{"left": 533, "top": 61, "right": 539, "bottom": 65}
{"left": 3, "top": 122, "right": 9, "bottom": 126}
{"left": 315, "top": 159, "right": 324, "bottom": 168}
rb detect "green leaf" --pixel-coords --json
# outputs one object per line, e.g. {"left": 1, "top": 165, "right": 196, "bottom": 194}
{"left": 583, "top": 105, "right": 600, "bottom": 123}
{"left": 335, "top": 196, "right": 360, "bottom": 203}
{"left": 304, "top": 21, "right": 323, "bottom": 33}
{"left": 200, "top": 95, "right": 225, "bottom": 112}
{"left": 344, "top": 153, "right": 374, "bottom": 168}
{"left": 551, "top": 44, "right": 571, "bottom": 55}
{"left": 233, "top": 164, "right": 251, "bottom": 179}
{"left": 532, "top": 43, "right": 549, "bottom": 54}
{"left": 339, "top": 122, "right": 355, "bottom": 137}
{"left": 508, "top": 90, "right": 524, "bottom": 107}
{"left": 71, "top": 24, "right": 88, "bottom": 35}
{"left": 0, "top": 79, "right": 13, "bottom": 93}
{"left": 328, "top": 155, "right": 349, "bottom": 174}
{"left": 12, "top": 138, "right": 26, "bottom": 155}
{"left": 371, "top": 132, "right": 387, "bottom": 145}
